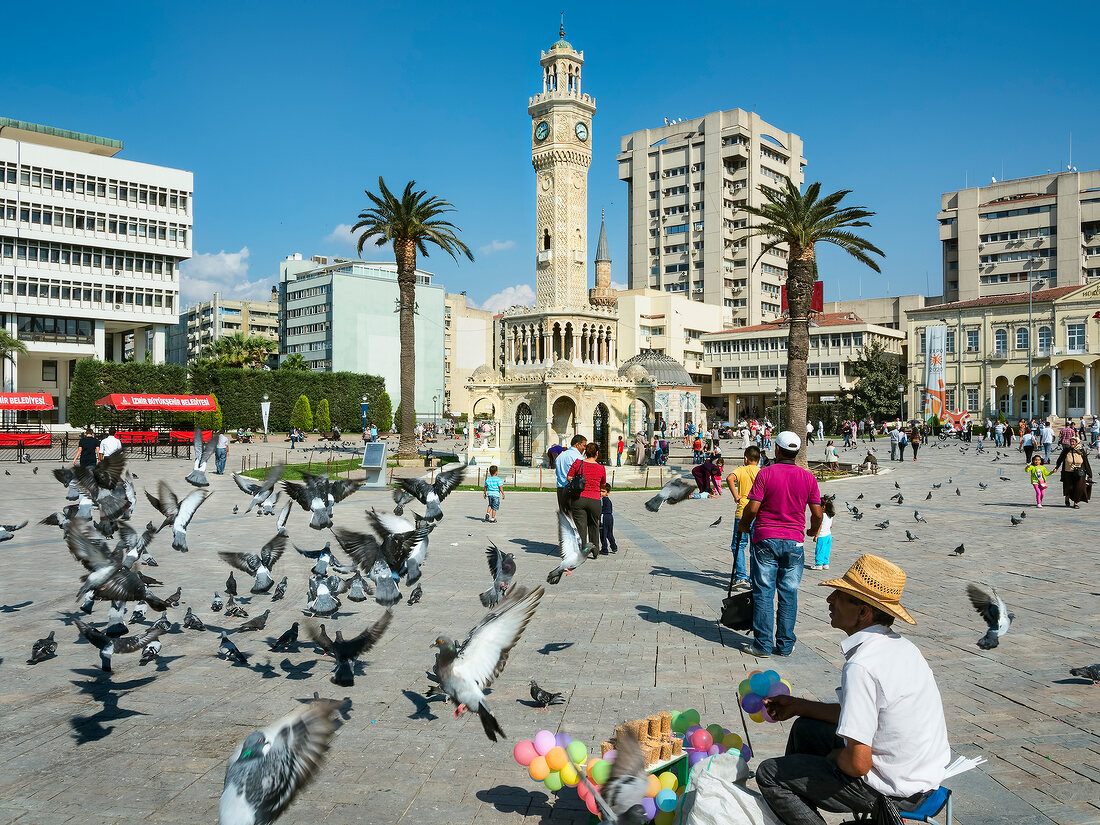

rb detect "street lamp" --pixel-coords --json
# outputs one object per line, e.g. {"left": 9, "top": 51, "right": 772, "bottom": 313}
{"left": 433, "top": 394, "right": 439, "bottom": 432}
{"left": 262, "top": 393, "right": 269, "bottom": 443}
{"left": 361, "top": 396, "right": 368, "bottom": 435}
{"left": 775, "top": 386, "right": 782, "bottom": 430}
{"left": 897, "top": 383, "right": 905, "bottom": 420}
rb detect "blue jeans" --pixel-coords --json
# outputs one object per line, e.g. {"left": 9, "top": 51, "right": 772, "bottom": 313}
{"left": 617, "top": 452, "right": 622, "bottom": 466}
{"left": 731, "top": 521, "right": 753, "bottom": 583}
{"left": 214, "top": 448, "right": 227, "bottom": 474}
{"left": 1043, "top": 443, "right": 1051, "bottom": 462}
{"left": 750, "top": 537, "right": 805, "bottom": 654}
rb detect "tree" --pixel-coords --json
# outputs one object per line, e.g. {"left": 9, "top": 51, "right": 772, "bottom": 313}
{"left": 844, "top": 340, "right": 905, "bottom": 421}
{"left": 369, "top": 391, "right": 392, "bottom": 433}
{"left": 289, "top": 394, "right": 313, "bottom": 431}
{"left": 353, "top": 177, "right": 473, "bottom": 458}
{"left": 197, "top": 392, "right": 224, "bottom": 431}
{"left": 315, "top": 398, "right": 331, "bottom": 435}
{"left": 197, "top": 332, "right": 276, "bottom": 369}
{"left": 0, "top": 329, "right": 27, "bottom": 399}
{"left": 392, "top": 400, "right": 403, "bottom": 434}
{"left": 280, "top": 353, "right": 310, "bottom": 371}
{"left": 739, "top": 180, "right": 884, "bottom": 466}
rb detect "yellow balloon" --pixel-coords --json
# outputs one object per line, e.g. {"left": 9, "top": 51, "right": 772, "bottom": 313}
{"left": 658, "top": 771, "right": 678, "bottom": 791}
{"left": 781, "top": 679, "right": 793, "bottom": 690}
{"left": 560, "top": 762, "right": 580, "bottom": 786}
{"left": 655, "top": 810, "right": 676, "bottom": 825}
{"left": 722, "top": 732, "right": 743, "bottom": 750}
{"left": 749, "top": 711, "right": 764, "bottom": 723}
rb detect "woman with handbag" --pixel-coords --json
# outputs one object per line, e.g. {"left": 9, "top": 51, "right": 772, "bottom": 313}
{"left": 567, "top": 443, "right": 607, "bottom": 556}
{"left": 1054, "top": 436, "right": 1092, "bottom": 508}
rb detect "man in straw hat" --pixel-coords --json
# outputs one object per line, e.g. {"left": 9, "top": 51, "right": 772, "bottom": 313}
{"left": 754, "top": 554, "right": 950, "bottom": 824}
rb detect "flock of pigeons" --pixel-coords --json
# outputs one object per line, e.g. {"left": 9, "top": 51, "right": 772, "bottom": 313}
{"left": 16, "top": 434, "right": 647, "bottom": 825}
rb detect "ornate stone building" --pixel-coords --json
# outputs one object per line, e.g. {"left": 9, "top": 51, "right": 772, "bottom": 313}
{"left": 466, "top": 29, "right": 655, "bottom": 467}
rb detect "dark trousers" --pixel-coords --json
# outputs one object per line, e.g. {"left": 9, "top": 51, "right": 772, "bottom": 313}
{"left": 1024, "top": 445, "right": 1035, "bottom": 464}
{"left": 600, "top": 517, "right": 617, "bottom": 553}
{"left": 570, "top": 497, "right": 601, "bottom": 549}
{"left": 556, "top": 486, "right": 570, "bottom": 512}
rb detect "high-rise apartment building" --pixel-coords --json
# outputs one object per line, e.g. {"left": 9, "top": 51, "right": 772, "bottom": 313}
{"left": 443, "top": 292, "right": 494, "bottom": 418}
{"left": 168, "top": 289, "right": 280, "bottom": 365}
{"left": 938, "top": 169, "right": 1100, "bottom": 303}
{"left": 617, "top": 109, "right": 804, "bottom": 327}
{"left": 0, "top": 117, "right": 192, "bottom": 422}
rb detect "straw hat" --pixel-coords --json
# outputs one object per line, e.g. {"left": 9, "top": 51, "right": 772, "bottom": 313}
{"left": 819, "top": 554, "right": 916, "bottom": 625}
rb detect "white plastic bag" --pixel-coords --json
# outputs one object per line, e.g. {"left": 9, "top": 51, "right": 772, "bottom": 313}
{"left": 678, "top": 753, "right": 782, "bottom": 825}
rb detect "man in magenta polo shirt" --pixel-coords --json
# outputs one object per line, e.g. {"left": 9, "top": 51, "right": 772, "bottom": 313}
{"left": 738, "top": 431, "right": 823, "bottom": 657}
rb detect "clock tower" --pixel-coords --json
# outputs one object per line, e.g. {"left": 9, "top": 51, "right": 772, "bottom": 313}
{"left": 528, "top": 25, "right": 596, "bottom": 310}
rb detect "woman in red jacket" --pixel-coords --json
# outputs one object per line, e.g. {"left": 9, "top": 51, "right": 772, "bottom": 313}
{"left": 568, "top": 442, "right": 607, "bottom": 557}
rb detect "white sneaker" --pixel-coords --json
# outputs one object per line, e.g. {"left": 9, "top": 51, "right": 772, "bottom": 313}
{"left": 810, "top": 564, "right": 824, "bottom": 570}
{"left": 823, "top": 564, "right": 830, "bottom": 569}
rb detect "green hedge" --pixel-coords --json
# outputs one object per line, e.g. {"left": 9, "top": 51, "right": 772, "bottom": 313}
{"left": 290, "top": 395, "right": 313, "bottom": 430}
{"left": 315, "top": 398, "right": 331, "bottom": 434}
{"left": 67, "top": 358, "right": 388, "bottom": 432}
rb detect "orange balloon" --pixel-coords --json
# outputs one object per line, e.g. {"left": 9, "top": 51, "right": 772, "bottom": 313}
{"left": 545, "top": 746, "right": 568, "bottom": 771}
{"left": 529, "top": 755, "right": 550, "bottom": 782}
{"left": 646, "top": 774, "right": 662, "bottom": 798}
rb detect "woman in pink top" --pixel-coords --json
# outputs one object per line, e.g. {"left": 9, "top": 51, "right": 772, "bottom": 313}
{"left": 568, "top": 443, "right": 607, "bottom": 555}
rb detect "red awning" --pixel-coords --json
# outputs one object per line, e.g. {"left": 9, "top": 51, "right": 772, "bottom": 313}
{"left": 0, "top": 392, "right": 55, "bottom": 410}
{"left": 95, "top": 394, "right": 217, "bottom": 411}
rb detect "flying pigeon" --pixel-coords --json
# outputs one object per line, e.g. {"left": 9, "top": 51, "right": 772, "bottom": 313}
{"left": 330, "top": 522, "right": 424, "bottom": 608}
{"left": 211, "top": 592, "right": 224, "bottom": 612}
{"left": 28, "top": 630, "right": 57, "bottom": 664}
{"left": 1069, "top": 664, "right": 1100, "bottom": 683}
{"left": 52, "top": 467, "right": 81, "bottom": 501}
{"left": 71, "top": 451, "right": 127, "bottom": 499}
{"left": 218, "top": 631, "right": 249, "bottom": 664}
{"left": 367, "top": 511, "right": 431, "bottom": 586}
{"left": 547, "top": 510, "right": 587, "bottom": 585}
{"left": 644, "top": 478, "right": 695, "bottom": 512}
{"left": 392, "top": 463, "right": 467, "bottom": 520}
{"left": 529, "top": 680, "right": 565, "bottom": 708}
{"left": 185, "top": 427, "right": 218, "bottom": 487}
{"left": 238, "top": 609, "right": 271, "bottom": 632}
{"left": 709, "top": 516, "right": 722, "bottom": 528}
{"left": 950, "top": 544, "right": 965, "bottom": 557}
{"left": 72, "top": 617, "right": 163, "bottom": 672}
{"left": 0, "top": 520, "right": 28, "bottom": 542}
{"left": 283, "top": 474, "right": 363, "bottom": 530}
{"left": 219, "top": 535, "right": 287, "bottom": 594}
{"left": 430, "top": 585, "right": 544, "bottom": 741}
{"left": 275, "top": 502, "right": 291, "bottom": 537}
{"left": 578, "top": 727, "right": 649, "bottom": 825}
{"left": 874, "top": 520, "right": 890, "bottom": 530}
{"left": 308, "top": 611, "right": 392, "bottom": 687}
{"left": 144, "top": 482, "right": 210, "bottom": 552}
{"left": 1010, "top": 515, "right": 1023, "bottom": 526}
{"left": 218, "top": 699, "right": 341, "bottom": 825}
{"left": 293, "top": 542, "right": 354, "bottom": 577}
{"left": 272, "top": 577, "right": 288, "bottom": 601}
{"left": 904, "top": 530, "right": 918, "bottom": 542}
{"left": 183, "top": 606, "right": 206, "bottom": 631}
{"left": 966, "top": 583, "right": 1014, "bottom": 650}
{"left": 407, "top": 584, "right": 423, "bottom": 605}
{"left": 480, "top": 542, "right": 516, "bottom": 608}
{"left": 270, "top": 623, "right": 300, "bottom": 652}
{"left": 259, "top": 491, "right": 281, "bottom": 516}
{"left": 65, "top": 517, "right": 146, "bottom": 603}
{"left": 914, "top": 510, "right": 927, "bottom": 523}
{"left": 232, "top": 465, "right": 285, "bottom": 512}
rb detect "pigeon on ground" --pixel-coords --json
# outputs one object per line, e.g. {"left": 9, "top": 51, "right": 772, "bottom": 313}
{"left": 889, "top": 493, "right": 901, "bottom": 502}
{"left": 856, "top": 493, "right": 864, "bottom": 500}
{"left": 233, "top": 506, "right": 239, "bottom": 515}
{"left": 644, "top": 478, "right": 695, "bottom": 512}
{"left": 966, "top": 584, "right": 1014, "bottom": 650}
{"left": 430, "top": 585, "right": 544, "bottom": 741}
{"left": 183, "top": 606, "right": 206, "bottom": 631}
{"left": 305, "top": 578, "right": 341, "bottom": 617}
{"left": 272, "top": 577, "right": 288, "bottom": 601}
{"left": 529, "top": 680, "right": 565, "bottom": 708}
{"left": 345, "top": 572, "right": 371, "bottom": 603}
{"left": 312, "top": 624, "right": 334, "bottom": 656}
{"left": 144, "top": 482, "right": 210, "bottom": 551}
{"left": 709, "top": 516, "right": 722, "bottom": 528}
{"left": 211, "top": 592, "right": 224, "bottom": 612}
{"left": 219, "top": 535, "right": 287, "bottom": 594}
{"left": 238, "top": 609, "right": 271, "bottom": 632}
{"left": 72, "top": 617, "right": 163, "bottom": 672}
{"left": 232, "top": 465, "right": 285, "bottom": 512}
{"left": 283, "top": 474, "right": 363, "bottom": 530}
{"left": 309, "top": 611, "right": 392, "bottom": 687}
{"left": 547, "top": 510, "right": 587, "bottom": 585}
{"left": 925, "top": 492, "right": 933, "bottom": 500}
{"left": 0, "top": 520, "right": 28, "bottom": 542}
{"left": 1069, "top": 665, "right": 1100, "bottom": 683}
{"left": 948, "top": 477, "right": 953, "bottom": 484}
{"left": 139, "top": 639, "right": 162, "bottom": 665}
{"left": 904, "top": 530, "right": 918, "bottom": 542}
{"left": 578, "top": 727, "right": 648, "bottom": 825}
{"left": 218, "top": 631, "right": 249, "bottom": 664}
{"left": 874, "top": 503, "right": 882, "bottom": 509}
{"left": 218, "top": 699, "right": 340, "bottom": 825}
{"left": 853, "top": 512, "right": 864, "bottom": 520}
{"left": 955, "top": 488, "right": 961, "bottom": 496}
{"left": 914, "top": 510, "right": 927, "bottom": 523}
{"left": 1019, "top": 511, "right": 1027, "bottom": 519}
{"left": 226, "top": 572, "right": 238, "bottom": 597}
{"left": 950, "top": 544, "right": 965, "bottom": 557}
{"left": 932, "top": 483, "right": 942, "bottom": 489}
{"left": 185, "top": 427, "right": 218, "bottom": 487}
{"left": 1010, "top": 516, "right": 1023, "bottom": 526}
{"left": 104, "top": 600, "right": 130, "bottom": 636}
{"left": 270, "top": 623, "right": 300, "bottom": 652}
{"left": 894, "top": 481, "right": 901, "bottom": 489}
{"left": 225, "top": 597, "right": 249, "bottom": 619}
{"left": 895, "top": 494, "right": 904, "bottom": 506}
{"left": 392, "top": 463, "right": 467, "bottom": 520}
{"left": 152, "top": 612, "right": 172, "bottom": 632}
{"left": 978, "top": 482, "right": 989, "bottom": 490}
{"left": 480, "top": 542, "right": 517, "bottom": 608}
{"left": 874, "top": 520, "right": 890, "bottom": 530}
{"left": 28, "top": 630, "right": 57, "bottom": 664}
{"left": 406, "top": 584, "right": 423, "bottom": 605}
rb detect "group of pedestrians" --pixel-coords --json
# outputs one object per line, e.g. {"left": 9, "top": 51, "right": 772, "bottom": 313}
{"left": 553, "top": 434, "right": 617, "bottom": 556}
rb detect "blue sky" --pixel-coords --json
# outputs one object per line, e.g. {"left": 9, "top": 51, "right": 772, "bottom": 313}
{"left": 4, "top": 1, "right": 1095, "bottom": 310}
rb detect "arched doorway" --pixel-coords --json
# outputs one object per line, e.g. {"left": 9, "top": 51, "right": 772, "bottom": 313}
{"left": 1067, "top": 374, "right": 1085, "bottom": 419}
{"left": 628, "top": 397, "right": 652, "bottom": 438}
{"left": 514, "top": 403, "right": 533, "bottom": 466}
{"left": 593, "top": 403, "right": 610, "bottom": 465}
{"left": 551, "top": 396, "right": 577, "bottom": 446}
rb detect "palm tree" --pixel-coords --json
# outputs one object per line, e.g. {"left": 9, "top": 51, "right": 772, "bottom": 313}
{"left": 198, "top": 332, "right": 276, "bottom": 369}
{"left": 739, "top": 180, "right": 884, "bottom": 466}
{"left": 279, "top": 353, "right": 309, "bottom": 371}
{"left": 0, "top": 329, "right": 27, "bottom": 401}
{"left": 353, "top": 177, "right": 473, "bottom": 459}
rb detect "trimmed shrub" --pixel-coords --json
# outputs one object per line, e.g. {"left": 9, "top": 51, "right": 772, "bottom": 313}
{"left": 370, "top": 391, "right": 392, "bottom": 432}
{"left": 197, "top": 393, "right": 223, "bottom": 431}
{"left": 290, "top": 395, "right": 313, "bottom": 431}
{"left": 68, "top": 358, "right": 188, "bottom": 428}
{"left": 315, "top": 398, "right": 331, "bottom": 434}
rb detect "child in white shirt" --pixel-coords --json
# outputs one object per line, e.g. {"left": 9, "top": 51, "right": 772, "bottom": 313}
{"left": 812, "top": 495, "right": 835, "bottom": 570}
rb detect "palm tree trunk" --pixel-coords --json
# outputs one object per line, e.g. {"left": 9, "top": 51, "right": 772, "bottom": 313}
{"left": 785, "top": 244, "right": 815, "bottom": 468}
{"left": 395, "top": 239, "right": 418, "bottom": 459}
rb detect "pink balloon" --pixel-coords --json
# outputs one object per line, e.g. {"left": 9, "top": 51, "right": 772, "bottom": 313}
{"left": 585, "top": 794, "right": 599, "bottom": 816}
{"left": 761, "top": 703, "right": 777, "bottom": 723}
{"left": 603, "top": 749, "right": 617, "bottom": 762}
{"left": 715, "top": 744, "right": 727, "bottom": 754}
{"left": 577, "top": 781, "right": 590, "bottom": 800}
{"left": 707, "top": 744, "right": 721, "bottom": 756}
{"left": 533, "top": 730, "right": 556, "bottom": 756}
{"left": 513, "top": 740, "right": 538, "bottom": 767}
{"left": 691, "top": 729, "right": 713, "bottom": 751}
{"left": 766, "top": 682, "right": 790, "bottom": 698}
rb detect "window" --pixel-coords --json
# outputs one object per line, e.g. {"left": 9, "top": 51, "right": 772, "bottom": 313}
{"left": 966, "top": 388, "right": 979, "bottom": 411}
{"left": 1067, "top": 323, "right": 1085, "bottom": 351}
{"left": 1015, "top": 328, "right": 1028, "bottom": 350}
{"left": 967, "top": 329, "right": 979, "bottom": 351}
{"left": 741, "top": 366, "right": 759, "bottom": 379}
{"left": 1038, "top": 326, "right": 1052, "bottom": 352}
{"left": 42, "top": 360, "right": 57, "bottom": 382}
{"left": 821, "top": 362, "right": 840, "bottom": 376}
{"left": 945, "top": 388, "right": 956, "bottom": 410}
{"left": 761, "top": 365, "right": 778, "bottom": 379}
{"left": 666, "top": 224, "right": 689, "bottom": 235}
{"left": 945, "top": 331, "right": 955, "bottom": 354}
{"left": 994, "top": 329, "right": 1007, "bottom": 352}
{"left": 807, "top": 363, "right": 820, "bottom": 376}
{"left": 722, "top": 367, "right": 739, "bottom": 380}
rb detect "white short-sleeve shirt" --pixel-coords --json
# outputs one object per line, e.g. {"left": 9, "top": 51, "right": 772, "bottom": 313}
{"left": 99, "top": 435, "right": 122, "bottom": 457}
{"left": 835, "top": 625, "right": 950, "bottom": 798}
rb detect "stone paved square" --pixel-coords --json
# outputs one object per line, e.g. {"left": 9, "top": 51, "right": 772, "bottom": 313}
{"left": 0, "top": 439, "right": 1097, "bottom": 824}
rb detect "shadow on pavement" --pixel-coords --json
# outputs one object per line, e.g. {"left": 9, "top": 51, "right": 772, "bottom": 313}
{"left": 635, "top": 604, "right": 734, "bottom": 646}
{"left": 648, "top": 564, "right": 728, "bottom": 590}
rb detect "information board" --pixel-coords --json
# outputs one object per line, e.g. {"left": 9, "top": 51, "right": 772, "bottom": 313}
{"left": 360, "top": 442, "right": 388, "bottom": 488}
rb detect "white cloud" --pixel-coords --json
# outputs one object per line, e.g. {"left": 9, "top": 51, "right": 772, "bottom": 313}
{"left": 325, "top": 223, "right": 358, "bottom": 247}
{"left": 477, "top": 283, "right": 535, "bottom": 314}
{"left": 179, "top": 247, "right": 273, "bottom": 306}
{"left": 611, "top": 280, "right": 628, "bottom": 291}
{"left": 477, "top": 239, "right": 516, "bottom": 256}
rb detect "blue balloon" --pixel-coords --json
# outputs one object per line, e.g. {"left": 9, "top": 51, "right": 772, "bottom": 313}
{"left": 656, "top": 788, "right": 678, "bottom": 812}
{"left": 763, "top": 669, "right": 782, "bottom": 685}
{"left": 741, "top": 692, "right": 764, "bottom": 714}
{"left": 749, "top": 672, "right": 771, "bottom": 696}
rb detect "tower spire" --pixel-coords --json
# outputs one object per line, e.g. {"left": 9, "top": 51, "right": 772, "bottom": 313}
{"left": 560, "top": 11, "right": 565, "bottom": 39}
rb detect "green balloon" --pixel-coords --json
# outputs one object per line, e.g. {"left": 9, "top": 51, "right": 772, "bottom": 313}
{"left": 707, "top": 724, "right": 725, "bottom": 741}
{"left": 566, "top": 740, "right": 588, "bottom": 764}
{"left": 738, "top": 679, "right": 751, "bottom": 697}
{"left": 544, "top": 770, "right": 564, "bottom": 792}
{"left": 682, "top": 708, "right": 701, "bottom": 727}
{"left": 591, "top": 759, "right": 612, "bottom": 785}
{"left": 670, "top": 711, "right": 687, "bottom": 734}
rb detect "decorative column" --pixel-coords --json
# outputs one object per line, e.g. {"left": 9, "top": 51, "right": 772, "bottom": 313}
{"left": 93, "top": 320, "right": 106, "bottom": 361}
{"left": 1007, "top": 387, "right": 1014, "bottom": 419}
{"left": 152, "top": 325, "right": 166, "bottom": 364}
{"left": 1051, "top": 366, "right": 1059, "bottom": 418}
{"left": 1086, "top": 365, "right": 1093, "bottom": 415}
{"left": 543, "top": 326, "right": 551, "bottom": 365}
{"left": 133, "top": 327, "right": 147, "bottom": 363}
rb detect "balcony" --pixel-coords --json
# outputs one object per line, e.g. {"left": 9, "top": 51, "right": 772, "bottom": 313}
{"left": 990, "top": 348, "right": 1008, "bottom": 360}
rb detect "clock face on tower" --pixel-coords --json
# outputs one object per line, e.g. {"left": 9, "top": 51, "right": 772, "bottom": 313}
{"left": 575, "top": 121, "right": 588, "bottom": 142}
{"left": 535, "top": 121, "right": 549, "bottom": 141}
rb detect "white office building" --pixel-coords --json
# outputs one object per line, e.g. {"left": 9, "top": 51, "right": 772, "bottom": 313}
{"left": 0, "top": 117, "right": 192, "bottom": 422}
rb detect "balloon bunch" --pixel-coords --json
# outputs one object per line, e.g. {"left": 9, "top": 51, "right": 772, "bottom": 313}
{"left": 514, "top": 730, "right": 588, "bottom": 795}
{"left": 737, "top": 669, "right": 792, "bottom": 723}
{"left": 671, "top": 708, "right": 751, "bottom": 766}
{"left": 586, "top": 769, "right": 684, "bottom": 825}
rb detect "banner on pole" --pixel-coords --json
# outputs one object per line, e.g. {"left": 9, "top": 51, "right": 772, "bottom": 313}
{"left": 261, "top": 401, "right": 271, "bottom": 434}
{"left": 922, "top": 325, "right": 947, "bottom": 421}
